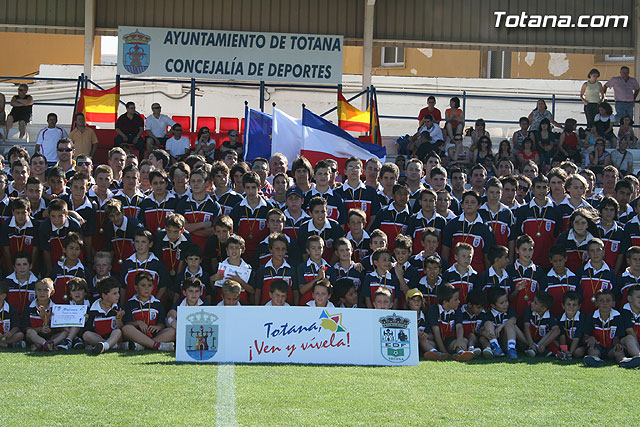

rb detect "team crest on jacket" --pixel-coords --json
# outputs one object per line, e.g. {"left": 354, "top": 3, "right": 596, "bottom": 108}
{"left": 122, "top": 30, "right": 151, "bottom": 74}
{"left": 379, "top": 313, "right": 411, "bottom": 363}
{"left": 185, "top": 310, "right": 219, "bottom": 361}
{"left": 545, "top": 221, "right": 552, "bottom": 232}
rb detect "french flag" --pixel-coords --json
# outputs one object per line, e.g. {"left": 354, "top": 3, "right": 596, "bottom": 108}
{"left": 301, "top": 108, "right": 386, "bottom": 172}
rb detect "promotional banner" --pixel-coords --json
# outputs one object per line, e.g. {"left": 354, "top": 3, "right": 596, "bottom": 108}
{"left": 118, "top": 26, "right": 343, "bottom": 84}
{"left": 176, "top": 306, "right": 418, "bottom": 366}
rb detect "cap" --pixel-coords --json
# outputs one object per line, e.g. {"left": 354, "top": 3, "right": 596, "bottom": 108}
{"left": 286, "top": 187, "right": 304, "bottom": 198}
{"left": 406, "top": 288, "right": 424, "bottom": 300}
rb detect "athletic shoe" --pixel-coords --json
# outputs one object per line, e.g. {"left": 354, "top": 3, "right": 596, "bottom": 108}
{"left": 128, "top": 341, "right": 144, "bottom": 351}
{"left": 544, "top": 351, "right": 554, "bottom": 358}
{"left": 482, "top": 347, "right": 494, "bottom": 359}
{"left": 584, "top": 355, "right": 605, "bottom": 367}
{"left": 12, "top": 340, "right": 26, "bottom": 349}
{"left": 507, "top": 348, "right": 518, "bottom": 359}
{"left": 423, "top": 350, "right": 449, "bottom": 361}
{"left": 471, "top": 347, "right": 482, "bottom": 358}
{"left": 619, "top": 355, "right": 640, "bottom": 369}
{"left": 43, "top": 340, "right": 55, "bottom": 352}
{"left": 56, "top": 338, "right": 72, "bottom": 350}
{"left": 524, "top": 349, "right": 537, "bottom": 358}
{"left": 157, "top": 342, "right": 175, "bottom": 352}
{"left": 452, "top": 350, "right": 474, "bottom": 362}
{"left": 72, "top": 337, "right": 84, "bottom": 349}
{"left": 92, "top": 342, "right": 106, "bottom": 355}
{"left": 490, "top": 342, "right": 505, "bottom": 357}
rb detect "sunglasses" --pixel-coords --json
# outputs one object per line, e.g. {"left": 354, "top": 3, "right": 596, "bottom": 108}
{"left": 77, "top": 161, "right": 91, "bottom": 166}
{"left": 229, "top": 133, "right": 238, "bottom": 137}
{"left": 57, "top": 147, "right": 73, "bottom": 152}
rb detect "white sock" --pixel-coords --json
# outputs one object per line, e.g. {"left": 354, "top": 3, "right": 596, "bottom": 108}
{"left": 490, "top": 339, "right": 499, "bottom": 346}
{"left": 508, "top": 340, "right": 516, "bottom": 349}
{"left": 103, "top": 342, "right": 110, "bottom": 351}
{"left": 468, "top": 346, "right": 475, "bottom": 350}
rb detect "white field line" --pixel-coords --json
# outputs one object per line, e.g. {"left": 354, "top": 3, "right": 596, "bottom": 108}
{"left": 215, "top": 363, "right": 237, "bottom": 427}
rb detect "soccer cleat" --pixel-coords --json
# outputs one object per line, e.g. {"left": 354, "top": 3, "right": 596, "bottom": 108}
{"left": 43, "top": 340, "right": 55, "bottom": 352}
{"left": 584, "top": 355, "right": 605, "bottom": 367}
{"left": 490, "top": 342, "right": 505, "bottom": 357}
{"left": 482, "top": 347, "right": 494, "bottom": 359}
{"left": 507, "top": 348, "right": 519, "bottom": 359}
{"left": 12, "top": 340, "right": 27, "bottom": 349}
{"left": 452, "top": 350, "right": 474, "bottom": 362}
{"left": 92, "top": 342, "right": 106, "bottom": 355}
{"left": 56, "top": 338, "right": 72, "bottom": 351}
{"left": 72, "top": 337, "right": 85, "bottom": 349}
{"left": 619, "top": 356, "right": 640, "bottom": 369}
{"left": 157, "top": 342, "right": 175, "bottom": 352}
{"left": 423, "top": 350, "right": 449, "bottom": 361}
{"left": 128, "top": 341, "right": 145, "bottom": 351}
{"left": 471, "top": 347, "right": 482, "bottom": 358}
{"left": 524, "top": 349, "right": 537, "bottom": 358}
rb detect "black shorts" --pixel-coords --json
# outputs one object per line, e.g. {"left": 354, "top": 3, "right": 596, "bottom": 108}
{"left": 594, "top": 344, "right": 614, "bottom": 356}
{"left": 8, "top": 106, "right": 31, "bottom": 123}
{"left": 444, "top": 337, "right": 457, "bottom": 349}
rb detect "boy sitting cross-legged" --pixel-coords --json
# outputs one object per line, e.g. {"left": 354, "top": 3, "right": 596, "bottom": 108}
{"left": 480, "top": 286, "right": 526, "bottom": 359}
{"left": 83, "top": 277, "right": 125, "bottom": 355}
{"left": 556, "top": 291, "right": 588, "bottom": 360}
{"left": 523, "top": 291, "right": 561, "bottom": 358}
{"left": 22, "top": 278, "right": 68, "bottom": 352}
{"left": 0, "top": 281, "right": 26, "bottom": 349}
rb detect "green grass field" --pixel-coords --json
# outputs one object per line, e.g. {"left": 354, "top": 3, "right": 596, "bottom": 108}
{"left": 2, "top": 349, "right": 639, "bottom": 426}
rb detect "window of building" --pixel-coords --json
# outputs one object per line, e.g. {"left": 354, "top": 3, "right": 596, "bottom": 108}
{"left": 381, "top": 47, "right": 405, "bottom": 67}
{"left": 488, "top": 51, "right": 511, "bottom": 79}
{"left": 605, "top": 54, "right": 634, "bottom": 62}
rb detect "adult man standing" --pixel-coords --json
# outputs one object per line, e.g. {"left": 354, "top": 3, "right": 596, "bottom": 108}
{"left": 144, "top": 103, "right": 174, "bottom": 152}
{"left": 115, "top": 101, "right": 144, "bottom": 154}
{"left": 36, "top": 113, "right": 68, "bottom": 165}
{"left": 604, "top": 66, "right": 639, "bottom": 123}
{"left": 69, "top": 112, "right": 98, "bottom": 156}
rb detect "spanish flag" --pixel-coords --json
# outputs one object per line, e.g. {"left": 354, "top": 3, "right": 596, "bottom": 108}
{"left": 337, "top": 91, "right": 371, "bottom": 132}
{"left": 76, "top": 85, "right": 120, "bottom": 125}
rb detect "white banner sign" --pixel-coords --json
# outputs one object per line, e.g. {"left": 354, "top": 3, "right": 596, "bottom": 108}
{"left": 176, "top": 306, "right": 418, "bottom": 365}
{"left": 118, "top": 26, "right": 343, "bottom": 84}
{"left": 51, "top": 305, "right": 87, "bottom": 328}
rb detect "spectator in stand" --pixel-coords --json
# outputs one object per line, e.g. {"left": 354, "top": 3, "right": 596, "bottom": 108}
{"left": 220, "top": 129, "right": 243, "bottom": 159}
{"left": 418, "top": 115, "right": 443, "bottom": 144}
{"left": 496, "top": 139, "right": 517, "bottom": 169}
{"left": 580, "top": 68, "right": 604, "bottom": 129}
{"left": 0, "top": 92, "right": 5, "bottom": 139}
{"left": 587, "top": 139, "right": 611, "bottom": 177}
{"left": 443, "top": 97, "right": 464, "bottom": 143}
{"left": 517, "top": 138, "right": 539, "bottom": 170}
{"left": 144, "top": 103, "right": 174, "bottom": 153}
{"left": 592, "top": 102, "right": 617, "bottom": 148}
{"left": 165, "top": 123, "right": 191, "bottom": 163}
{"left": 611, "top": 137, "right": 634, "bottom": 177}
{"left": 533, "top": 118, "right": 556, "bottom": 171}
{"left": 418, "top": 95, "right": 442, "bottom": 126}
{"left": 557, "top": 118, "right": 582, "bottom": 166}
{"left": 35, "top": 113, "right": 68, "bottom": 165}
{"left": 193, "top": 127, "right": 215, "bottom": 160}
{"left": 69, "top": 113, "right": 98, "bottom": 157}
{"left": 618, "top": 116, "right": 637, "bottom": 149}
{"left": 604, "top": 65, "right": 640, "bottom": 123}
{"left": 469, "top": 118, "right": 490, "bottom": 151}
{"left": 471, "top": 136, "right": 495, "bottom": 176}
{"left": 512, "top": 117, "right": 534, "bottom": 153}
{"left": 115, "top": 101, "right": 144, "bottom": 154}
{"left": 4, "top": 84, "right": 34, "bottom": 141}
{"left": 528, "top": 99, "right": 560, "bottom": 132}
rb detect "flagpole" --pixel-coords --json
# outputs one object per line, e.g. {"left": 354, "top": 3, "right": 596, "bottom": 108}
{"left": 368, "top": 85, "right": 373, "bottom": 138}
{"left": 243, "top": 101, "right": 249, "bottom": 162}
{"left": 372, "top": 85, "right": 380, "bottom": 145}
{"left": 71, "top": 74, "right": 82, "bottom": 130}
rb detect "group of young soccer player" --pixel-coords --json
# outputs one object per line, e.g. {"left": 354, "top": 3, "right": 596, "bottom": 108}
{"left": 1, "top": 141, "right": 640, "bottom": 368}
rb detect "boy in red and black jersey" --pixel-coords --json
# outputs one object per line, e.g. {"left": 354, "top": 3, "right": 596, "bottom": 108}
{"left": 104, "top": 198, "right": 144, "bottom": 273}
{"left": 297, "top": 196, "right": 344, "bottom": 263}
{"left": 87, "top": 165, "right": 115, "bottom": 253}
{"left": 39, "top": 198, "right": 83, "bottom": 277}
{"left": 113, "top": 164, "right": 145, "bottom": 219}
{"left": 0, "top": 281, "right": 25, "bottom": 348}
{"left": 83, "top": 277, "right": 124, "bottom": 355}
{"left": 5, "top": 251, "right": 38, "bottom": 315}
{"left": 369, "top": 183, "right": 412, "bottom": 252}
{"left": 120, "top": 228, "right": 169, "bottom": 303}
{"left": 253, "top": 234, "right": 298, "bottom": 305}
{"left": 0, "top": 197, "right": 38, "bottom": 273}
{"left": 336, "top": 156, "right": 381, "bottom": 228}
{"left": 154, "top": 213, "right": 191, "bottom": 281}
{"left": 22, "top": 278, "right": 68, "bottom": 351}
{"left": 137, "top": 168, "right": 178, "bottom": 234}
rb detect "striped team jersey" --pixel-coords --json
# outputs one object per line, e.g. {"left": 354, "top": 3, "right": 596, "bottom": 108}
{"left": 416, "top": 276, "right": 443, "bottom": 308}
{"left": 616, "top": 270, "right": 640, "bottom": 308}
{"left": 479, "top": 203, "right": 516, "bottom": 249}
{"left": 506, "top": 261, "right": 545, "bottom": 319}
{"left": 296, "top": 218, "right": 344, "bottom": 262}
{"left": 329, "top": 263, "right": 364, "bottom": 292}
{"left": 124, "top": 295, "right": 165, "bottom": 330}
{"left": 253, "top": 260, "right": 298, "bottom": 305}
{"left": 87, "top": 187, "right": 114, "bottom": 252}
{"left": 137, "top": 192, "right": 178, "bottom": 234}
{"left": 50, "top": 260, "right": 87, "bottom": 305}
{"left": 177, "top": 194, "right": 223, "bottom": 252}
{"left": 229, "top": 197, "right": 271, "bottom": 262}
{"left": 253, "top": 234, "right": 301, "bottom": 268}
{"left": 346, "top": 230, "right": 371, "bottom": 264}
{"left": 21, "top": 300, "right": 56, "bottom": 329}
{"left": 585, "top": 309, "right": 624, "bottom": 348}
{"left": 442, "top": 214, "right": 495, "bottom": 274}
{"left": 459, "top": 305, "right": 484, "bottom": 336}
{"left": 558, "top": 311, "right": 586, "bottom": 342}
{"left": 621, "top": 303, "right": 640, "bottom": 340}
{"left": 442, "top": 264, "right": 478, "bottom": 305}
{"left": 86, "top": 299, "right": 120, "bottom": 337}
{"left": 213, "top": 189, "right": 243, "bottom": 216}
{"left": 514, "top": 198, "right": 560, "bottom": 269}
{"left": 482, "top": 307, "right": 517, "bottom": 327}
{"left": 60, "top": 194, "right": 98, "bottom": 236}
{"left": 543, "top": 268, "right": 581, "bottom": 317}
{"left": 120, "top": 253, "right": 169, "bottom": 300}
{"left": 175, "top": 266, "right": 212, "bottom": 299}
{"left": 283, "top": 209, "right": 310, "bottom": 242}
{"left": 556, "top": 197, "right": 593, "bottom": 231}
{"left": 477, "top": 266, "right": 512, "bottom": 297}
{"left": 618, "top": 203, "right": 635, "bottom": 225}
{"left": 0, "top": 301, "right": 20, "bottom": 334}
{"left": 39, "top": 217, "right": 83, "bottom": 269}
{"left": 297, "top": 259, "right": 334, "bottom": 305}
{"left": 554, "top": 230, "right": 593, "bottom": 272}
{"left": 360, "top": 271, "right": 402, "bottom": 303}
{"left": 304, "top": 187, "right": 347, "bottom": 224}
{"left": 426, "top": 304, "right": 458, "bottom": 340}
{"left": 154, "top": 231, "right": 192, "bottom": 278}
{"left": 623, "top": 216, "right": 640, "bottom": 255}
{"left": 336, "top": 182, "right": 381, "bottom": 224}
{"left": 577, "top": 261, "right": 617, "bottom": 314}
{"left": 114, "top": 189, "right": 145, "bottom": 219}
{"left": 105, "top": 216, "right": 143, "bottom": 273}
{"left": 410, "top": 252, "right": 448, "bottom": 278}
{"left": 406, "top": 210, "right": 446, "bottom": 254}
{"left": 524, "top": 307, "right": 558, "bottom": 341}
{"left": 0, "top": 196, "right": 13, "bottom": 225}
{"left": 5, "top": 272, "right": 38, "bottom": 315}
{"left": 369, "top": 202, "right": 411, "bottom": 252}
{"left": 597, "top": 223, "right": 624, "bottom": 269}
{"left": 0, "top": 216, "right": 38, "bottom": 258}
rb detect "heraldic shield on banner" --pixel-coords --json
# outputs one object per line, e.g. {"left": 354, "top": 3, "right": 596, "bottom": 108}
{"left": 185, "top": 310, "right": 219, "bottom": 361}
{"left": 379, "top": 313, "right": 411, "bottom": 363}
{"left": 123, "top": 30, "right": 151, "bottom": 74}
